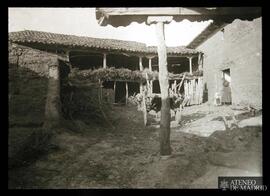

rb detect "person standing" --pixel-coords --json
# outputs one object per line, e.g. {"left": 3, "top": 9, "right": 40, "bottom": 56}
{"left": 221, "top": 79, "right": 232, "bottom": 105}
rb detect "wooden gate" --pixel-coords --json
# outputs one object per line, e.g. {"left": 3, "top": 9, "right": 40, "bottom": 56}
{"left": 184, "top": 77, "right": 203, "bottom": 106}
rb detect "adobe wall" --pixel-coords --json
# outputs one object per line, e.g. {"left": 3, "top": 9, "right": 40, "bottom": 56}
{"left": 197, "top": 17, "right": 262, "bottom": 108}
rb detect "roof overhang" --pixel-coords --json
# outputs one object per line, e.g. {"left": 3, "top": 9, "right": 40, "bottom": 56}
{"left": 187, "top": 20, "right": 228, "bottom": 49}
{"left": 96, "top": 7, "right": 261, "bottom": 27}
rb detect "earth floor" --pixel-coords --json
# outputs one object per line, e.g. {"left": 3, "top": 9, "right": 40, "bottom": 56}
{"left": 8, "top": 103, "right": 262, "bottom": 188}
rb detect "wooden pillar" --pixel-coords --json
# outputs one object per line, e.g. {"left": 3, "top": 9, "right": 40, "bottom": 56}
{"left": 147, "top": 16, "right": 172, "bottom": 156}
{"left": 103, "top": 53, "right": 107, "bottom": 69}
{"left": 198, "top": 53, "right": 203, "bottom": 71}
{"left": 142, "top": 86, "right": 148, "bottom": 126}
{"left": 198, "top": 53, "right": 201, "bottom": 70}
{"left": 148, "top": 57, "right": 153, "bottom": 94}
{"left": 114, "top": 81, "right": 116, "bottom": 103}
{"left": 125, "top": 82, "right": 128, "bottom": 105}
{"left": 156, "top": 21, "right": 171, "bottom": 156}
{"left": 201, "top": 54, "right": 204, "bottom": 70}
{"left": 148, "top": 58, "right": 152, "bottom": 72}
{"left": 139, "top": 56, "right": 143, "bottom": 71}
{"left": 188, "top": 57, "right": 193, "bottom": 74}
{"left": 139, "top": 56, "right": 143, "bottom": 94}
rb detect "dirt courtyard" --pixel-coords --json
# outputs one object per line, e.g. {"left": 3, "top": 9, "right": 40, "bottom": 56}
{"left": 8, "top": 103, "right": 262, "bottom": 189}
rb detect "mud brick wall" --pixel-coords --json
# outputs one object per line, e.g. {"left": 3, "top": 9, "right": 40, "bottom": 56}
{"left": 197, "top": 17, "right": 262, "bottom": 108}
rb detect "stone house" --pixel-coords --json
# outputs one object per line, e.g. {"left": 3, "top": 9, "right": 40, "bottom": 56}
{"left": 187, "top": 17, "right": 262, "bottom": 109}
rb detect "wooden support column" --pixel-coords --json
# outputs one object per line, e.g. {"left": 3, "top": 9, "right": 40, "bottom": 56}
{"left": 148, "top": 16, "right": 172, "bottom": 156}
{"left": 188, "top": 57, "right": 193, "bottom": 74}
{"left": 148, "top": 57, "right": 153, "bottom": 94}
{"left": 198, "top": 53, "right": 203, "bottom": 71}
{"left": 139, "top": 56, "right": 143, "bottom": 71}
{"left": 198, "top": 53, "right": 201, "bottom": 71}
{"left": 139, "top": 56, "right": 143, "bottom": 94}
{"left": 148, "top": 58, "right": 152, "bottom": 72}
{"left": 113, "top": 81, "right": 116, "bottom": 103}
{"left": 139, "top": 56, "right": 147, "bottom": 125}
{"left": 103, "top": 53, "right": 107, "bottom": 69}
{"left": 201, "top": 54, "right": 204, "bottom": 70}
{"left": 126, "top": 82, "right": 128, "bottom": 105}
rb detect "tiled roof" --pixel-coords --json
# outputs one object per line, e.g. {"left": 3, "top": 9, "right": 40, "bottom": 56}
{"left": 9, "top": 30, "right": 199, "bottom": 55}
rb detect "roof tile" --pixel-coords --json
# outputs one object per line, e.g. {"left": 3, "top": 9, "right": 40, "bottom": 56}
{"left": 9, "top": 30, "right": 199, "bottom": 55}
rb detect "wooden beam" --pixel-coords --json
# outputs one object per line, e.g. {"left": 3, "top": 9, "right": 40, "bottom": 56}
{"left": 98, "top": 8, "right": 203, "bottom": 16}
{"left": 97, "top": 7, "right": 261, "bottom": 17}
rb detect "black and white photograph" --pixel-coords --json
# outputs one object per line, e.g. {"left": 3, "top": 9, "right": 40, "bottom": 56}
{"left": 8, "top": 7, "right": 263, "bottom": 189}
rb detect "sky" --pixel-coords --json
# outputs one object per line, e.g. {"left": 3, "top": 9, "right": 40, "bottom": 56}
{"left": 8, "top": 8, "right": 212, "bottom": 46}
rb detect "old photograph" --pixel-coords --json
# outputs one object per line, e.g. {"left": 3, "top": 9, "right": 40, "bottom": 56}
{"left": 8, "top": 7, "right": 262, "bottom": 189}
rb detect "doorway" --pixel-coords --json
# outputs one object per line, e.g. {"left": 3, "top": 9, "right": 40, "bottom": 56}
{"left": 221, "top": 68, "right": 232, "bottom": 104}
{"left": 115, "top": 82, "right": 126, "bottom": 104}
{"left": 222, "top": 68, "right": 231, "bottom": 83}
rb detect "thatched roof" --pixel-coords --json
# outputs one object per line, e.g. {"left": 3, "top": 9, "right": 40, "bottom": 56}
{"left": 9, "top": 30, "right": 199, "bottom": 56}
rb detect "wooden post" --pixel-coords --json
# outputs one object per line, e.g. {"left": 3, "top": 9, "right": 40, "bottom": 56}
{"left": 138, "top": 57, "right": 147, "bottom": 126}
{"left": 155, "top": 21, "right": 171, "bottom": 156}
{"left": 198, "top": 53, "right": 201, "bottom": 71}
{"left": 139, "top": 56, "right": 143, "bottom": 71}
{"left": 126, "top": 82, "right": 128, "bottom": 105}
{"left": 201, "top": 54, "right": 204, "bottom": 70}
{"left": 142, "top": 87, "right": 147, "bottom": 126}
{"left": 99, "top": 80, "right": 103, "bottom": 101}
{"left": 174, "top": 80, "right": 177, "bottom": 94}
{"left": 148, "top": 57, "right": 153, "bottom": 95}
{"left": 139, "top": 56, "right": 143, "bottom": 94}
{"left": 114, "top": 81, "right": 116, "bottom": 103}
{"left": 103, "top": 53, "right": 107, "bottom": 69}
{"left": 148, "top": 58, "right": 152, "bottom": 72}
{"left": 189, "top": 57, "right": 193, "bottom": 74}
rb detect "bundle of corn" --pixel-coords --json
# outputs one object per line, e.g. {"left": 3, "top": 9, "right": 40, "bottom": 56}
{"left": 69, "top": 67, "right": 146, "bottom": 83}
{"left": 68, "top": 67, "right": 203, "bottom": 84}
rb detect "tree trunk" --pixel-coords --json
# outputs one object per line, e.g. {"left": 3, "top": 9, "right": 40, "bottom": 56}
{"left": 156, "top": 22, "right": 171, "bottom": 156}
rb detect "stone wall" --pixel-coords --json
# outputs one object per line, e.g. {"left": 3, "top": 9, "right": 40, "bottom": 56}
{"left": 197, "top": 17, "right": 262, "bottom": 108}
{"left": 9, "top": 42, "right": 60, "bottom": 126}
{"left": 9, "top": 42, "right": 61, "bottom": 167}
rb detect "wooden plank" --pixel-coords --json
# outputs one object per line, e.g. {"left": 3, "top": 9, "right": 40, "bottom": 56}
{"left": 177, "top": 73, "right": 186, "bottom": 92}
